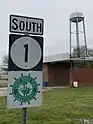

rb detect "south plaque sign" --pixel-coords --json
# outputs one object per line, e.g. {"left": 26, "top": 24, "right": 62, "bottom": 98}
{"left": 7, "top": 15, "right": 44, "bottom": 109}
{"left": 10, "top": 15, "right": 44, "bottom": 35}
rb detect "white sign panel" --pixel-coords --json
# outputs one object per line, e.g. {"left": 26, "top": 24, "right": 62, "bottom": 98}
{"left": 7, "top": 71, "right": 42, "bottom": 108}
{"left": 10, "top": 15, "right": 44, "bottom": 35}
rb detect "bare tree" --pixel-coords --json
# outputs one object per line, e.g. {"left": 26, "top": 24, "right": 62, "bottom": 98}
{"left": 1, "top": 55, "right": 8, "bottom": 72}
{"left": 72, "top": 46, "right": 93, "bottom": 68}
{"left": 72, "top": 46, "right": 93, "bottom": 58}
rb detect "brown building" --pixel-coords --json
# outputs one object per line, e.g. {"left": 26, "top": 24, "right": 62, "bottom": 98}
{"left": 43, "top": 53, "right": 93, "bottom": 87}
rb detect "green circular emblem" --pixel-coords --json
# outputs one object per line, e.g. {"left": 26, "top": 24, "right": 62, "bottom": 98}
{"left": 9, "top": 73, "right": 40, "bottom": 105}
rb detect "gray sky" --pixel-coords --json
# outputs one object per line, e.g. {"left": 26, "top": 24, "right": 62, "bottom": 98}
{"left": 0, "top": 0, "right": 93, "bottom": 63}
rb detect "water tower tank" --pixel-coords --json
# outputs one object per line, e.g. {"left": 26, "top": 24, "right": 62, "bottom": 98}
{"left": 70, "top": 12, "right": 84, "bottom": 23}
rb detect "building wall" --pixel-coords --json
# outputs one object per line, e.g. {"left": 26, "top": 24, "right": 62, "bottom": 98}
{"left": 70, "top": 68, "right": 93, "bottom": 86}
{"left": 43, "top": 62, "right": 70, "bottom": 86}
{"left": 54, "top": 62, "right": 70, "bottom": 86}
{"left": 43, "top": 62, "right": 93, "bottom": 86}
{"left": 43, "top": 64, "right": 48, "bottom": 82}
{"left": 48, "top": 63, "right": 55, "bottom": 86}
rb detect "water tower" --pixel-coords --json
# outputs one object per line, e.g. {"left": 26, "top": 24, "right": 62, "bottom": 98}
{"left": 69, "top": 12, "right": 87, "bottom": 58}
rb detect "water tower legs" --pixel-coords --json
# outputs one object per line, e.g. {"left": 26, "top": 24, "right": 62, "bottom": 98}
{"left": 69, "top": 21, "right": 71, "bottom": 58}
{"left": 76, "top": 18, "right": 80, "bottom": 57}
{"left": 83, "top": 20, "right": 87, "bottom": 57}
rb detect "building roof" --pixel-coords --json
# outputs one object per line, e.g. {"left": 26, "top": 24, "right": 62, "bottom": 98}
{"left": 43, "top": 53, "right": 69, "bottom": 63}
{"left": 43, "top": 52, "right": 93, "bottom": 63}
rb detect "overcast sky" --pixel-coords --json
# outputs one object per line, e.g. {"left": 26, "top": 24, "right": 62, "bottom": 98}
{"left": 0, "top": 0, "right": 93, "bottom": 63}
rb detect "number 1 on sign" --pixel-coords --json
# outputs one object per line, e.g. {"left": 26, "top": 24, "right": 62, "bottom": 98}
{"left": 24, "top": 44, "right": 28, "bottom": 62}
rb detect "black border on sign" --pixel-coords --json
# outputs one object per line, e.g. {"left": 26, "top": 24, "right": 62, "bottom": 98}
{"left": 10, "top": 14, "right": 44, "bottom": 35}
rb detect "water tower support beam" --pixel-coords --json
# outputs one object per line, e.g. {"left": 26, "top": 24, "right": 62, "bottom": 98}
{"left": 83, "top": 20, "right": 88, "bottom": 57}
{"left": 70, "top": 20, "right": 72, "bottom": 58}
{"left": 76, "top": 18, "right": 80, "bottom": 57}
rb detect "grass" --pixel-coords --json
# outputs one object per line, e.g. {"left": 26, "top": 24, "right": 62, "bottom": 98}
{"left": 0, "top": 87, "right": 93, "bottom": 123}
{"left": 0, "top": 80, "right": 8, "bottom": 88}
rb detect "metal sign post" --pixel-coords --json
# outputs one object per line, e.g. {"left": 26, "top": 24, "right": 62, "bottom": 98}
{"left": 22, "top": 108, "right": 27, "bottom": 124}
{"left": 8, "top": 14, "right": 44, "bottom": 124}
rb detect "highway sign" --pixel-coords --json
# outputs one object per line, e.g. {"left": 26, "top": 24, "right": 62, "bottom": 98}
{"left": 10, "top": 15, "right": 44, "bottom": 35}
{"left": 7, "top": 34, "right": 43, "bottom": 108}
{"left": 8, "top": 34, "right": 43, "bottom": 71}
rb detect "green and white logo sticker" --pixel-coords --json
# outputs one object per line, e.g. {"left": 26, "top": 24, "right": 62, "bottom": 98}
{"left": 7, "top": 71, "right": 42, "bottom": 108}
{"left": 9, "top": 73, "right": 40, "bottom": 105}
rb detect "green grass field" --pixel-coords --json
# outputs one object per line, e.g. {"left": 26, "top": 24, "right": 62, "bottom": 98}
{"left": 0, "top": 80, "right": 8, "bottom": 88}
{"left": 0, "top": 87, "right": 93, "bottom": 124}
